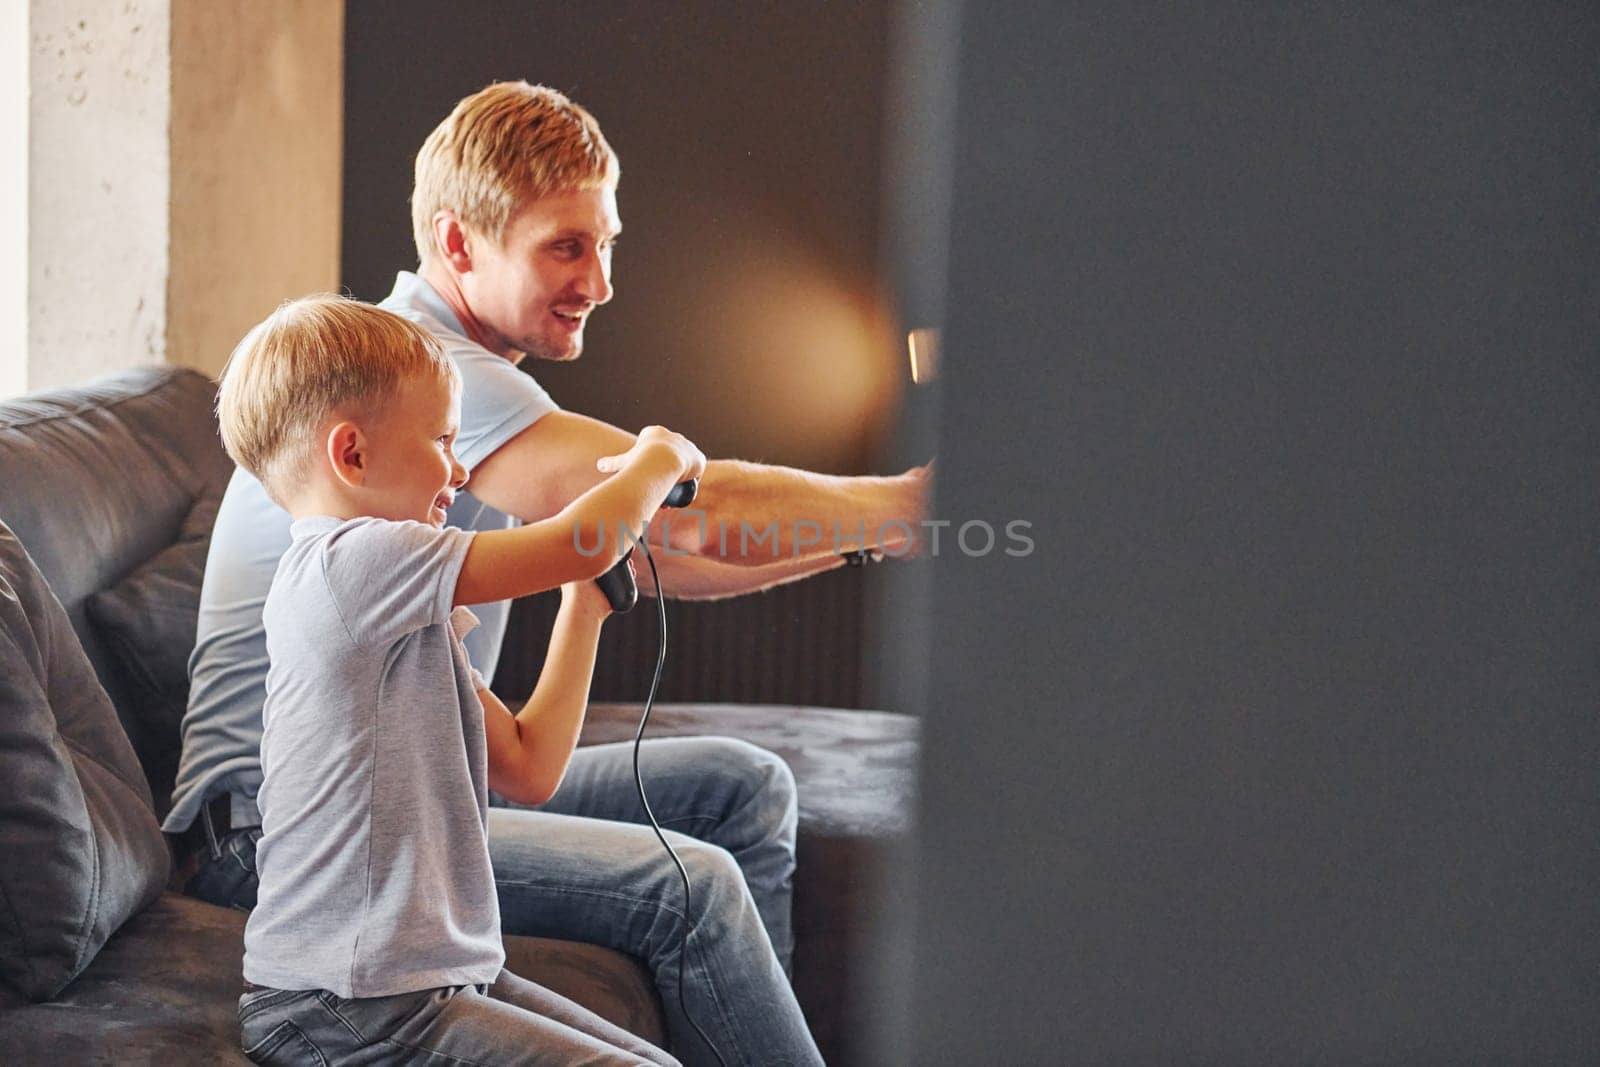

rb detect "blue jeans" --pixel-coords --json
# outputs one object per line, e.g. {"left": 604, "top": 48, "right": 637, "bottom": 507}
{"left": 494, "top": 737, "right": 818, "bottom": 1066}
{"left": 190, "top": 737, "right": 819, "bottom": 1067}
{"left": 238, "top": 968, "right": 678, "bottom": 1065}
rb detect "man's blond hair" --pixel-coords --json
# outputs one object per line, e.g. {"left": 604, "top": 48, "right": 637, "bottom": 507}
{"left": 216, "top": 295, "right": 458, "bottom": 503}
{"left": 411, "top": 81, "right": 619, "bottom": 266}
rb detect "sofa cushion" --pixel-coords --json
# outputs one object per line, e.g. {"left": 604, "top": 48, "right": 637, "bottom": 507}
{"left": 0, "top": 521, "right": 171, "bottom": 1005}
{"left": 0, "top": 892, "right": 664, "bottom": 1063}
{"left": 85, "top": 491, "right": 218, "bottom": 724}
{"left": 84, "top": 491, "right": 220, "bottom": 814}
{"left": 579, "top": 702, "right": 918, "bottom": 1065}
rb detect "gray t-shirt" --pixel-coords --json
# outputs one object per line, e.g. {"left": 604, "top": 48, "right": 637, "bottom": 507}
{"left": 165, "top": 272, "right": 558, "bottom": 833}
{"left": 242, "top": 516, "right": 503, "bottom": 997}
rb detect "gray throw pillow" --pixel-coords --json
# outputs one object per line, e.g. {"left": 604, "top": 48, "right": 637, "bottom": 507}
{"left": 0, "top": 521, "right": 170, "bottom": 1005}
{"left": 84, "top": 491, "right": 219, "bottom": 740}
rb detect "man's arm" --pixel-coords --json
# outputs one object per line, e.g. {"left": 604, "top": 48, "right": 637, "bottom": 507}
{"left": 468, "top": 411, "right": 930, "bottom": 563}
{"left": 469, "top": 411, "right": 639, "bottom": 525}
{"left": 636, "top": 547, "right": 851, "bottom": 601}
{"left": 690, "top": 458, "right": 928, "bottom": 560}
{"left": 456, "top": 428, "right": 702, "bottom": 607}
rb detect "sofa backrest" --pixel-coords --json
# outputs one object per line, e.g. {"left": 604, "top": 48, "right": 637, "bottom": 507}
{"left": 0, "top": 368, "right": 229, "bottom": 683}
{"left": 0, "top": 367, "right": 231, "bottom": 802}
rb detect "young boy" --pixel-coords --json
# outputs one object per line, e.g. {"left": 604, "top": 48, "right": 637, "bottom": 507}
{"left": 217, "top": 295, "right": 701, "bottom": 1065}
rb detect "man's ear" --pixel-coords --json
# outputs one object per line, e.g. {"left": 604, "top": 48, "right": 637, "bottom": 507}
{"left": 432, "top": 211, "right": 474, "bottom": 275}
{"left": 326, "top": 421, "right": 368, "bottom": 488}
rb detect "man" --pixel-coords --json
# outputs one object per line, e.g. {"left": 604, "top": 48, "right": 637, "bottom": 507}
{"left": 167, "top": 81, "right": 925, "bottom": 1064}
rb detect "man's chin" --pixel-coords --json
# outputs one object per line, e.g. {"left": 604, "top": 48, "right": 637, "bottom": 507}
{"left": 521, "top": 336, "right": 584, "bottom": 363}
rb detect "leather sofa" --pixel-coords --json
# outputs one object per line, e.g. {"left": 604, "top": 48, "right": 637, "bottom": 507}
{"left": 0, "top": 366, "right": 915, "bottom": 1064}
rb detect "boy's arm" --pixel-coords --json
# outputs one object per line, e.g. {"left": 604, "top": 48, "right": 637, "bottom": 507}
{"left": 454, "top": 426, "right": 703, "bottom": 607}
{"left": 466, "top": 411, "right": 931, "bottom": 567}
{"left": 481, "top": 581, "right": 610, "bottom": 804}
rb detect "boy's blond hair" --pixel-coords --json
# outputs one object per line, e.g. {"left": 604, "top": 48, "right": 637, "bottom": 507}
{"left": 411, "top": 81, "right": 619, "bottom": 266}
{"left": 217, "top": 295, "right": 458, "bottom": 503}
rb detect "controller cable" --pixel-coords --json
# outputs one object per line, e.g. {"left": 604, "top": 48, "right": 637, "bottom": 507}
{"left": 465, "top": 486, "right": 725, "bottom": 1061}
{"left": 630, "top": 532, "right": 730, "bottom": 1067}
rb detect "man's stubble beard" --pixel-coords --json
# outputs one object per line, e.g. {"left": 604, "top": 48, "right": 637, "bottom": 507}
{"left": 519, "top": 333, "right": 584, "bottom": 363}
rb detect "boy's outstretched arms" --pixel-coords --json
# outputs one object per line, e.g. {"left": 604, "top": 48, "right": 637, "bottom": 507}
{"left": 454, "top": 425, "right": 706, "bottom": 607}
{"left": 480, "top": 579, "right": 612, "bottom": 804}
{"left": 462, "top": 425, "right": 703, "bottom": 804}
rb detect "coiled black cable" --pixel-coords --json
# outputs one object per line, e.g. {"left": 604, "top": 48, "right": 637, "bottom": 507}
{"left": 631, "top": 536, "right": 729, "bottom": 1067}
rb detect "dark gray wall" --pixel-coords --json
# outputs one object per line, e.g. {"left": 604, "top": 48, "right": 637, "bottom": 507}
{"left": 904, "top": 5, "right": 1598, "bottom": 1063}
{"left": 343, "top": 2, "right": 915, "bottom": 710}
{"left": 342, "top": 0, "right": 900, "bottom": 476}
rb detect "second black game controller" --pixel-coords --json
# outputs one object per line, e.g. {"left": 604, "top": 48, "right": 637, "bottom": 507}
{"left": 594, "top": 478, "right": 699, "bottom": 613}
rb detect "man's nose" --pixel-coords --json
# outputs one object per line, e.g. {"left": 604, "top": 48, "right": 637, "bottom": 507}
{"left": 578, "top": 248, "right": 614, "bottom": 306}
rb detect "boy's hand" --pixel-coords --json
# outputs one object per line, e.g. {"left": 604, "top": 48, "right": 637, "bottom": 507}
{"left": 595, "top": 426, "right": 706, "bottom": 486}
{"left": 561, "top": 573, "right": 616, "bottom": 621}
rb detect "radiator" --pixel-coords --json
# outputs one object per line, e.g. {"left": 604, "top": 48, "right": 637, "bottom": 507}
{"left": 494, "top": 564, "right": 871, "bottom": 708}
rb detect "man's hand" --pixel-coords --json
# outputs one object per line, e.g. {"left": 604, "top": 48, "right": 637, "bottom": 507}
{"left": 595, "top": 425, "right": 706, "bottom": 486}
{"left": 863, "top": 460, "right": 934, "bottom": 558}
{"left": 900, "top": 460, "right": 934, "bottom": 545}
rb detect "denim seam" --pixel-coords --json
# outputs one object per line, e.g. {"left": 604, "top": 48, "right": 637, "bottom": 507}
{"left": 219, "top": 830, "right": 259, "bottom": 912}
{"left": 244, "top": 1019, "right": 327, "bottom": 1065}
{"left": 494, "top": 878, "right": 689, "bottom": 924}
{"left": 377, "top": 1037, "right": 496, "bottom": 1067}
{"left": 225, "top": 832, "right": 256, "bottom": 873}
{"left": 674, "top": 915, "right": 743, "bottom": 1066}
{"left": 315, "top": 990, "right": 369, "bottom": 1044}
{"left": 656, "top": 813, "right": 724, "bottom": 831}
{"left": 238, "top": 987, "right": 306, "bottom": 1020}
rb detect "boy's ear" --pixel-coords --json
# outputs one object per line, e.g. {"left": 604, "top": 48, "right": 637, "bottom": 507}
{"left": 326, "top": 421, "right": 368, "bottom": 488}
{"left": 432, "top": 211, "right": 474, "bottom": 274}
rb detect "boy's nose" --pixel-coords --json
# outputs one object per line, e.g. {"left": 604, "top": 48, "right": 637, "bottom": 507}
{"left": 450, "top": 458, "right": 468, "bottom": 489}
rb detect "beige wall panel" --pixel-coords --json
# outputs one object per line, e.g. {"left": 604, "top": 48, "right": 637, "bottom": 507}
{"left": 169, "top": 0, "right": 343, "bottom": 378}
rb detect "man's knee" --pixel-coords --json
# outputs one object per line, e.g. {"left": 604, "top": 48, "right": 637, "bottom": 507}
{"left": 698, "top": 737, "right": 797, "bottom": 830}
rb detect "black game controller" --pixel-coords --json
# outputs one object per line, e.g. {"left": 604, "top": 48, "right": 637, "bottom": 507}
{"left": 594, "top": 478, "right": 699, "bottom": 613}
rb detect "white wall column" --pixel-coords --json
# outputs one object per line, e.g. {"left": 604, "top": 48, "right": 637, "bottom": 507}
{"left": 0, "top": 1, "right": 27, "bottom": 399}
{"left": 28, "top": 0, "right": 171, "bottom": 393}
{"left": 9, "top": 0, "right": 342, "bottom": 399}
